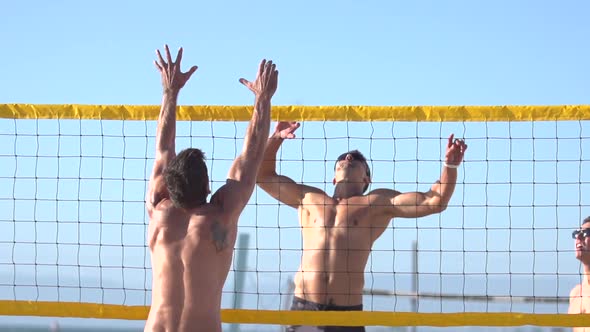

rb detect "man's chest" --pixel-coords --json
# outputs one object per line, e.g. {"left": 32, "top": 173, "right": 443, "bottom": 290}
{"left": 572, "top": 290, "right": 590, "bottom": 314}
{"left": 302, "top": 198, "right": 376, "bottom": 228}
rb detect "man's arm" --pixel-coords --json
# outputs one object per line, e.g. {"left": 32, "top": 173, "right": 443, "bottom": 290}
{"left": 146, "top": 45, "right": 198, "bottom": 214}
{"left": 373, "top": 134, "right": 467, "bottom": 218}
{"left": 256, "top": 122, "right": 323, "bottom": 209}
{"left": 210, "top": 60, "right": 277, "bottom": 216}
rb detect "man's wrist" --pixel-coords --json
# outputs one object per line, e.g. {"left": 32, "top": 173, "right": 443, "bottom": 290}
{"left": 443, "top": 162, "right": 459, "bottom": 169}
{"left": 163, "top": 88, "right": 180, "bottom": 97}
{"left": 255, "top": 94, "right": 272, "bottom": 103}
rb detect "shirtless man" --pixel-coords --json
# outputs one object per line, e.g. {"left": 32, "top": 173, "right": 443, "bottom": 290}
{"left": 257, "top": 121, "right": 467, "bottom": 332}
{"left": 145, "top": 45, "right": 278, "bottom": 332}
{"left": 569, "top": 216, "right": 590, "bottom": 331}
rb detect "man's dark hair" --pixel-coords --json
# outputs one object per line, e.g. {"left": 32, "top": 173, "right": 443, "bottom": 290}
{"left": 165, "top": 148, "right": 209, "bottom": 209}
{"left": 334, "top": 149, "right": 371, "bottom": 193}
{"left": 583, "top": 216, "right": 590, "bottom": 225}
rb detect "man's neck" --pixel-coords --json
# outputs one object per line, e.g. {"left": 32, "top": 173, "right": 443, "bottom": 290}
{"left": 583, "top": 264, "right": 590, "bottom": 285}
{"left": 333, "top": 183, "right": 364, "bottom": 200}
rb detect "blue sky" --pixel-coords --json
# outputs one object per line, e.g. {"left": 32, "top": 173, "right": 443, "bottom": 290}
{"left": 2, "top": 0, "right": 590, "bottom": 106}
{"left": 1, "top": 0, "right": 590, "bottom": 330}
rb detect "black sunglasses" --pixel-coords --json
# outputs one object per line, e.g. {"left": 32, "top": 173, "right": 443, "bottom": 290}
{"left": 572, "top": 229, "right": 590, "bottom": 239}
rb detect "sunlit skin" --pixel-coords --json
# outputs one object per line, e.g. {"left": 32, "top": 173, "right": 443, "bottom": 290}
{"left": 569, "top": 219, "right": 590, "bottom": 332}
{"left": 144, "top": 45, "right": 277, "bottom": 332}
{"left": 257, "top": 121, "right": 468, "bottom": 308}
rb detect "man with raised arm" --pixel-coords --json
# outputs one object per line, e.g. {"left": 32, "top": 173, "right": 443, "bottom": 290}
{"left": 569, "top": 216, "right": 590, "bottom": 331}
{"left": 145, "top": 45, "right": 278, "bottom": 332}
{"left": 257, "top": 121, "right": 467, "bottom": 332}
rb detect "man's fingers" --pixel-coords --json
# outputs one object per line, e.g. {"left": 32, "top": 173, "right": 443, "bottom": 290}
{"left": 267, "top": 61, "right": 275, "bottom": 78}
{"left": 239, "top": 78, "right": 251, "bottom": 88}
{"left": 156, "top": 49, "right": 166, "bottom": 66}
{"left": 271, "top": 64, "right": 278, "bottom": 80}
{"left": 262, "top": 60, "right": 273, "bottom": 82}
{"left": 154, "top": 60, "right": 163, "bottom": 72}
{"left": 186, "top": 66, "right": 198, "bottom": 79}
{"left": 447, "top": 134, "right": 454, "bottom": 148}
{"left": 165, "top": 45, "right": 173, "bottom": 65}
{"left": 175, "top": 47, "right": 183, "bottom": 65}
{"left": 267, "top": 69, "right": 278, "bottom": 91}
{"left": 457, "top": 139, "right": 467, "bottom": 151}
{"left": 258, "top": 59, "right": 267, "bottom": 79}
{"left": 456, "top": 140, "right": 467, "bottom": 151}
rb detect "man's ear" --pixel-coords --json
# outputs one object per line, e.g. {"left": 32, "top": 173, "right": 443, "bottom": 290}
{"left": 363, "top": 176, "right": 371, "bottom": 192}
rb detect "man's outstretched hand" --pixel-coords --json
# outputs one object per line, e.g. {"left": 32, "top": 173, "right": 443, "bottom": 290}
{"left": 154, "top": 44, "right": 198, "bottom": 93}
{"left": 445, "top": 134, "right": 468, "bottom": 166}
{"left": 239, "top": 59, "right": 278, "bottom": 100}
{"left": 273, "top": 121, "right": 300, "bottom": 139}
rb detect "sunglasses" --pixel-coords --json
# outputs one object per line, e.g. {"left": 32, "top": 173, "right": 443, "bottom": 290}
{"left": 572, "top": 229, "right": 590, "bottom": 239}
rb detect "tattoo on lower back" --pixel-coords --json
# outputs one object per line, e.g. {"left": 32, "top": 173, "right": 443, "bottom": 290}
{"left": 210, "top": 221, "right": 228, "bottom": 252}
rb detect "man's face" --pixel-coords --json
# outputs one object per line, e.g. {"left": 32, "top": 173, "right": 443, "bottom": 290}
{"left": 573, "top": 222, "right": 590, "bottom": 262}
{"left": 334, "top": 152, "right": 370, "bottom": 188}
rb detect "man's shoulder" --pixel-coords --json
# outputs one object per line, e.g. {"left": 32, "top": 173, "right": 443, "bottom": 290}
{"left": 570, "top": 284, "right": 583, "bottom": 298}
{"left": 302, "top": 190, "right": 334, "bottom": 206}
{"left": 367, "top": 188, "right": 401, "bottom": 196}
{"left": 364, "top": 189, "right": 401, "bottom": 206}
{"left": 149, "top": 203, "right": 228, "bottom": 233}
{"left": 149, "top": 199, "right": 177, "bottom": 216}
{"left": 149, "top": 200, "right": 197, "bottom": 225}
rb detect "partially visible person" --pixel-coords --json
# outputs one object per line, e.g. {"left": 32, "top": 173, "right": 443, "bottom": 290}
{"left": 144, "top": 44, "right": 278, "bottom": 332}
{"left": 569, "top": 216, "right": 590, "bottom": 331}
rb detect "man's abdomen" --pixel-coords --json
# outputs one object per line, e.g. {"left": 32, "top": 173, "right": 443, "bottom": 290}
{"left": 294, "top": 269, "right": 365, "bottom": 306}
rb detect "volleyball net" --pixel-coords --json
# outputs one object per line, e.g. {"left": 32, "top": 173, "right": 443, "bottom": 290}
{"left": 1, "top": 104, "right": 590, "bottom": 328}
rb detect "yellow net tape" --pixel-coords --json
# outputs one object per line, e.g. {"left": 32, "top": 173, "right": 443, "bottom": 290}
{"left": 0, "top": 301, "right": 589, "bottom": 327}
{"left": 1, "top": 104, "right": 590, "bottom": 121}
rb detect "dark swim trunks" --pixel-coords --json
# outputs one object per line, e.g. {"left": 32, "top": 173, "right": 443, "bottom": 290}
{"left": 286, "top": 296, "right": 365, "bottom": 332}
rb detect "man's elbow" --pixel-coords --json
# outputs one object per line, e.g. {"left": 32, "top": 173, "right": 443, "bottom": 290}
{"left": 256, "top": 174, "right": 266, "bottom": 184}
{"left": 256, "top": 177, "right": 274, "bottom": 194}
{"left": 432, "top": 205, "right": 447, "bottom": 214}
{"left": 429, "top": 199, "right": 448, "bottom": 214}
{"left": 256, "top": 172, "right": 276, "bottom": 185}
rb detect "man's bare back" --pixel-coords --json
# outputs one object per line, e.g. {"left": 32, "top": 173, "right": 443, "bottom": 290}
{"left": 146, "top": 200, "right": 236, "bottom": 331}
{"left": 145, "top": 46, "right": 278, "bottom": 332}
